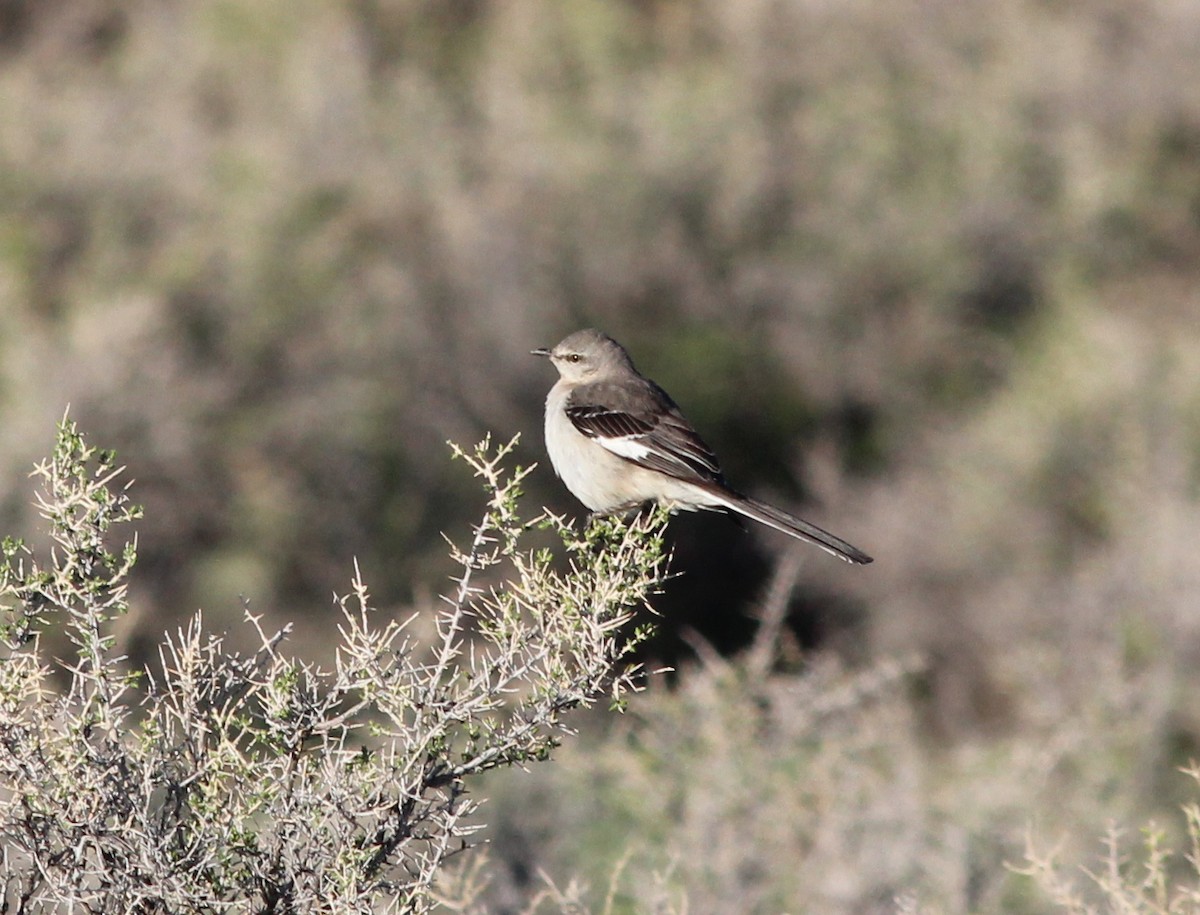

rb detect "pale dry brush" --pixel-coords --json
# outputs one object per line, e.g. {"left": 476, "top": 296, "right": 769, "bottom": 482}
{"left": 0, "top": 419, "right": 669, "bottom": 913}
{"left": 1016, "top": 763, "right": 1200, "bottom": 915}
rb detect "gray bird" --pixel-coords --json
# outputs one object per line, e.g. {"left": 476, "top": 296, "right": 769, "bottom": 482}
{"left": 533, "top": 329, "right": 872, "bottom": 564}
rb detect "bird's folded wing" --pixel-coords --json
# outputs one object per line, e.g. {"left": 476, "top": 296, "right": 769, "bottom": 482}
{"left": 564, "top": 381, "right": 725, "bottom": 486}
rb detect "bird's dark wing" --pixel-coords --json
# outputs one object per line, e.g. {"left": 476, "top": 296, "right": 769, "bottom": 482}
{"left": 564, "top": 380, "right": 725, "bottom": 487}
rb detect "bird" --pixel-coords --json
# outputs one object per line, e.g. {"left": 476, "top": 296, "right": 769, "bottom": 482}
{"left": 532, "top": 329, "right": 872, "bottom": 564}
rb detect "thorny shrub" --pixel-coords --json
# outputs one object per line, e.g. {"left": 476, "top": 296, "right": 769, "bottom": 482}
{"left": 0, "top": 417, "right": 668, "bottom": 913}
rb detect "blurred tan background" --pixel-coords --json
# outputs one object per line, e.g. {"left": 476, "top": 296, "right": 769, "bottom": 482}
{"left": 2, "top": 1, "right": 1200, "bottom": 911}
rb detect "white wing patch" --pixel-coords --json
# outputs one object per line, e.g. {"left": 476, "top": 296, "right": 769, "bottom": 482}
{"left": 593, "top": 434, "right": 653, "bottom": 462}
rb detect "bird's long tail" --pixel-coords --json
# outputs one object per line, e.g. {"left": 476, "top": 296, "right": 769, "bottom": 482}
{"left": 708, "top": 490, "right": 873, "bottom": 565}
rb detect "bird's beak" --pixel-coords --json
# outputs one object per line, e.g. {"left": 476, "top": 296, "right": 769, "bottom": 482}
{"left": 531, "top": 347, "right": 552, "bottom": 357}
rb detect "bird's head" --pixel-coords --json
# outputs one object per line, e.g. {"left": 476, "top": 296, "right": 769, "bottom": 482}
{"left": 532, "top": 328, "right": 636, "bottom": 383}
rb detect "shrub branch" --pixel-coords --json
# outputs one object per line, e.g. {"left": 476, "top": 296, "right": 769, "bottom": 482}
{"left": 0, "top": 419, "right": 668, "bottom": 913}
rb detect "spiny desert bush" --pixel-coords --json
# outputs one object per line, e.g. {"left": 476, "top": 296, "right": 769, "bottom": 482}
{"left": 0, "top": 417, "right": 668, "bottom": 913}
{"left": 1020, "top": 764, "right": 1200, "bottom": 915}
{"left": 489, "top": 644, "right": 929, "bottom": 915}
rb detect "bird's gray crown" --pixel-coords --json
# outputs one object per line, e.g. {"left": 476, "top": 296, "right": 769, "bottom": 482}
{"left": 534, "top": 328, "right": 637, "bottom": 381}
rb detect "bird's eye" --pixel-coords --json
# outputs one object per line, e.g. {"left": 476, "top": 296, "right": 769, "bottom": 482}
{"left": 567, "top": 354, "right": 582, "bottom": 363}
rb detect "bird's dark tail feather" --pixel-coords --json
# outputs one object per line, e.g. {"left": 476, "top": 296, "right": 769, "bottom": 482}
{"left": 709, "top": 491, "right": 873, "bottom": 565}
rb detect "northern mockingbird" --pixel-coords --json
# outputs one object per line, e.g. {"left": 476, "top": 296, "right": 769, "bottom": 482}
{"left": 533, "top": 329, "right": 873, "bottom": 565}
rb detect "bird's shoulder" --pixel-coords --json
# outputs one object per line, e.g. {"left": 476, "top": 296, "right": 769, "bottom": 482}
{"left": 564, "top": 378, "right": 725, "bottom": 482}
{"left": 564, "top": 377, "right": 677, "bottom": 430}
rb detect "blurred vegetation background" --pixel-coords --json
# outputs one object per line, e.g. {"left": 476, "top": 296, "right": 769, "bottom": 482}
{"left": 2, "top": 0, "right": 1199, "bottom": 911}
